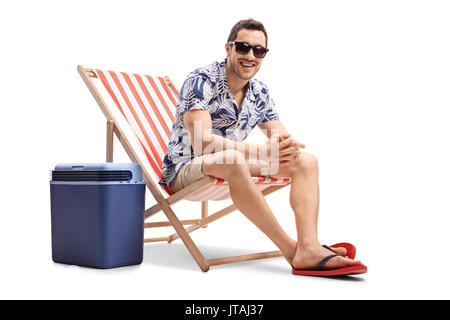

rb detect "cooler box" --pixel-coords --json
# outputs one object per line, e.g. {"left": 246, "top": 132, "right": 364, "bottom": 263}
{"left": 50, "top": 163, "right": 146, "bottom": 269}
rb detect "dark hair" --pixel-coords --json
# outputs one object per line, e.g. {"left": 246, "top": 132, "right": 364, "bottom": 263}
{"left": 227, "top": 18, "right": 268, "bottom": 47}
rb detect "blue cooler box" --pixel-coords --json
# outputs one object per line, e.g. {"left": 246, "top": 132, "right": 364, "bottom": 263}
{"left": 50, "top": 163, "right": 146, "bottom": 269}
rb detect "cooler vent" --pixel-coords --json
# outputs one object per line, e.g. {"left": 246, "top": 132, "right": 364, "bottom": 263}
{"left": 52, "top": 170, "right": 132, "bottom": 182}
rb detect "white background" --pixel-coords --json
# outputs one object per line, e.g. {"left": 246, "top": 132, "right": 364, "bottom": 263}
{"left": 1, "top": 0, "right": 449, "bottom": 299}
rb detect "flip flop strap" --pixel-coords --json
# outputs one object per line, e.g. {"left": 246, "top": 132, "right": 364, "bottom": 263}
{"left": 313, "top": 254, "right": 339, "bottom": 270}
{"left": 322, "top": 245, "right": 335, "bottom": 253}
{"left": 322, "top": 245, "right": 344, "bottom": 257}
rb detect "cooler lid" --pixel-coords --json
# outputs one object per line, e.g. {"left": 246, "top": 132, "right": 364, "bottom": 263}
{"left": 52, "top": 163, "right": 143, "bottom": 183}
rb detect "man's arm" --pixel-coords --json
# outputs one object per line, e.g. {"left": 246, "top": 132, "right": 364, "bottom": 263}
{"left": 184, "top": 109, "right": 263, "bottom": 160}
{"left": 258, "top": 120, "right": 290, "bottom": 139}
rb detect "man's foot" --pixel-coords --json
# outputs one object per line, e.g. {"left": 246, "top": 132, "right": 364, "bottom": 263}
{"left": 291, "top": 243, "right": 363, "bottom": 270}
{"left": 325, "top": 245, "right": 348, "bottom": 257}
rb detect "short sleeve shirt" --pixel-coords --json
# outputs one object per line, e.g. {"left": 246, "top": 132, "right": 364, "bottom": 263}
{"left": 158, "top": 59, "right": 280, "bottom": 189}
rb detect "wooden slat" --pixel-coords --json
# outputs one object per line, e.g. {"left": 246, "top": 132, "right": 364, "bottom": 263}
{"left": 106, "top": 120, "right": 114, "bottom": 162}
{"left": 145, "top": 219, "right": 201, "bottom": 228}
{"left": 144, "top": 237, "right": 171, "bottom": 243}
{"left": 201, "top": 201, "right": 208, "bottom": 228}
{"left": 207, "top": 251, "right": 283, "bottom": 266}
{"left": 164, "top": 76, "right": 179, "bottom": 97}
{"left": 144, "top": 203, "right": 162, "bottom": 219}
{"left": 168, "top": 205, "right": 234, "bottom": 242}
{"left": 86, "top": 69, "right": 97, "bottom": 78}
{"left": 168, "top": 222, "right": 201, "bottom": 242}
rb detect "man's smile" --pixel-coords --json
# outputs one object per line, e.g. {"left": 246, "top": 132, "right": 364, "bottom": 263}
{"left": 239, "top": 59, "right": 257, "bottom": 71}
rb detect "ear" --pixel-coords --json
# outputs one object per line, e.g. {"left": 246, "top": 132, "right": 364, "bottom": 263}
{"left": 225, "top": 42, "right": 231, "bottom": 57}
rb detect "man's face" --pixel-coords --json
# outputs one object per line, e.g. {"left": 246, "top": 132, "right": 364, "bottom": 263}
{"left": 226, "top": 28, "right": 267, "bottom": 81}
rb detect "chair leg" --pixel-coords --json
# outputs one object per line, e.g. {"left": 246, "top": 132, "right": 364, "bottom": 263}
{"left": 160, "top": 200, "right": 210, "bottom": 272}
{"left": 106, "top": 120, "right": 114, "bottom": 162}
{"left": 201, "top": 201, "right": 208, "bottom": 228}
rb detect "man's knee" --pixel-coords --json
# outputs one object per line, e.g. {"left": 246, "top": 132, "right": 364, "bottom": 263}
{"left": 294, "top": 152, "right": 318, "bottom": 173}
{"left": 277, "top": 152, "right": 318, "bottom": 177}
{"left": 202, "top": 149, "right": 248, "bottom": 178}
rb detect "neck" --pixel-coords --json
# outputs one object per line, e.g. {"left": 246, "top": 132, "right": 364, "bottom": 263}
{"left": 225, "top": 60, "right": 248, "bottom": 96}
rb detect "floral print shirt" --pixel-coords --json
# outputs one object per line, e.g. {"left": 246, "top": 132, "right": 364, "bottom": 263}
{"left": 158, "top": 59, "right": 280, "bottom": 189}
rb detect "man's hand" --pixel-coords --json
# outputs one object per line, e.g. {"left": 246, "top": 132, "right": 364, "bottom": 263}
{"left": 260, "top": 133, "right": 305, "bottom": 166}
{"left": 278, "top": 133, "right": 305, "bottom": 166}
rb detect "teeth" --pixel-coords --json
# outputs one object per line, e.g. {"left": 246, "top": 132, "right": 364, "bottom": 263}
{"left": 242, "top": 63, "right": 253, "bottom": 67}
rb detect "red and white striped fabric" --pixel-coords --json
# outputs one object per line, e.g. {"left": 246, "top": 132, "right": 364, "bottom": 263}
{"left": 184, "top": 176, "right": 291, "bottom": 201}
{"left": 94, "top": 69, "right": 291, "bottom": 201}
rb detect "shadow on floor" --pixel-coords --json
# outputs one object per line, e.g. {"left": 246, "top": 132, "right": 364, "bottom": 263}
{"left": 142, "top": 243, "right": 366, "bottom": 282}
{"left": 143, "top": 242, "right": 285, "bottom": 272}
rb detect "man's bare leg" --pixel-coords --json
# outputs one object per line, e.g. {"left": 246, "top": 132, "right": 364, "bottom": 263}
{"left": 202, "top": 150, "right": 363, "bottom": 270}
{"left": 201, "top": 150, "right": 297, "bottom": 264}
{"left": 263, "top": 152, "right": 363, "bottom": 270}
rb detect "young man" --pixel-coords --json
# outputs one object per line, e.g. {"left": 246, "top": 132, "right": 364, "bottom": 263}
{"left": 159, "top": 18, "right": 367, "bottom": 276}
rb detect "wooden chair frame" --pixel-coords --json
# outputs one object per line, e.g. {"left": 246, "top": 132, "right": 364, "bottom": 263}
{"left": 77, "top": 65, "right": 291, "bottom": 272}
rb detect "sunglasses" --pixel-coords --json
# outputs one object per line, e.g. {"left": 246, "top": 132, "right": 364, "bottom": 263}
{"left": 229, "top": 41, "right": 269, "bottom": 59}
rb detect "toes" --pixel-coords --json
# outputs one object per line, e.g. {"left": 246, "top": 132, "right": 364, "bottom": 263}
{"left": 330, "top": 246, "right": 347, "bottom": 257}
{"left": 344, "top": 258, "right": 362, "bottom": 267}
{"left": 325, "top": 256, "right": 362, "bottom": 269}
{"left": 350, "top": 259, "right": 362, "bottom": 266}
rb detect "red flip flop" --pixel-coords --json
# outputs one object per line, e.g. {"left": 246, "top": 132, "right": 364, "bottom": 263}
{"left": 292, "top": 242, "right": 367, "bottom": 277}
{"left": 292, "top": 263, "right": 368, "bottom": 277}
{"left": 328, "top": 242, "right": 356, "bottom": 260}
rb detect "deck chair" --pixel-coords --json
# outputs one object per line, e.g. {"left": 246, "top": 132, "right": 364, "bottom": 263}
{"left": 77, "top": 65, "right": 292, "bottom": 272}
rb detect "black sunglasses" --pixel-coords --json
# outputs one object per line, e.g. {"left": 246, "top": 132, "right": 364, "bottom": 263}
{"left": 229, "top": 41, "right": 269, "bottom": 59}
